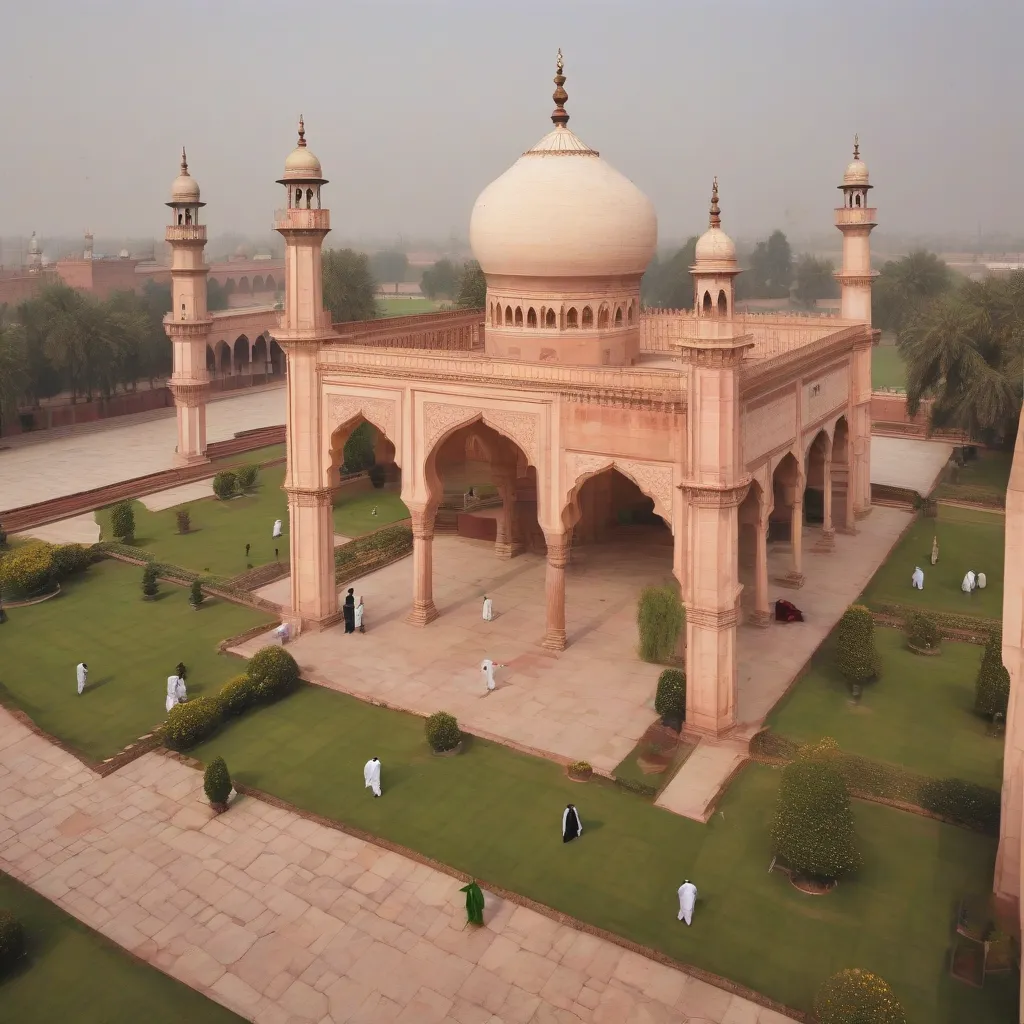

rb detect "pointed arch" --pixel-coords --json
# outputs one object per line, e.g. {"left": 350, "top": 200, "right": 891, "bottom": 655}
{"left": 504, "top": 305, "right": 513, "bottom": 326}
{"left": 514, "top": 306, "right": 523, "bottom": 327}
{"left": 527, "top": 307, "right": 537, "bottom": 328}
{"left": 265, "top": 274, "right": 276, "bottom": 291}
{"left": 566, "top": 307, "right": 579, "bottom": 328}
{"left": 253, "top": 275, "right": 265, "bottom": 292}
{"left": 581, "top": 306, "right": 594, "bottom": 328}
{"left": 597, "top": 304, "right": 610, "bottom": 328}
{"left": 702, "top": 290, "right": 712, "bottom": 314}
{"left": 627, "top": 300, "right": 635, "bottom": 324}
{"left": 561, "top": 455, "right": 673, "bottom": 529}
{"left": 717, "top": 290, "right": 728, "bottom": 317}
{"left": 545, "top": 307, "right": 556, "bottom": 327}
{"left": 614, "top": 305, "right": 623, "bottom": 326}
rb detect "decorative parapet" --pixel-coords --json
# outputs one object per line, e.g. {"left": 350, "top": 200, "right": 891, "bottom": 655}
{"left": 834, "top": 207, "right": 877, "bottom": 226}
{"left": 274, "top": 208, "right": 330, "bottom": 231}
{"left": 165, "top": 224, "right": 207, "bottom": 243}
{"left": 164, "top": 318, "right": 213, "bottom": 337}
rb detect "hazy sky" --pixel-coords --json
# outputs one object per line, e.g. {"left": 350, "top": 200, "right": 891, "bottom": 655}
{"left": 2, "top": 0, "right": 1021, "bottom": 248}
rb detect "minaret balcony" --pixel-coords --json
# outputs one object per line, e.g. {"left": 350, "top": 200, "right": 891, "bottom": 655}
{"left": 834, "top": 207, "right": 877, "bottom": 227}
{"left": 274, "top": 208, "right": 331, "bottom": 231}
{"left": 164, "top": 316, "right": 213, "bottom": 337}
{"left": 165, "top": 224, "right": 208, "bottom": 243}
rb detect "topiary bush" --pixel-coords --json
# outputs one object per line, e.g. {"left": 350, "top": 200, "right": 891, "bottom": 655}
{"left": 906, "top": 611, "right": 940, "bottom": 653}
{"left": 164, "top": 695, "right": 223, "bottom": 750}
{"left": 51, "top": 543, "right": 93, "bottom": 580}
{"left": 109, "top": 500, "right": 135, "bottom": 542}
{"left": 919, "top": 777, "right": 1001, "bottom": 833}
{"left": 246, "top": 645, "right": 300, "bottom": 702}
{"left": 814, "top": 968, "right": 906, "bottom": 1024}
{"left": 236, "top": 464, "right": 259, "bottom": 491}
{"left": 189, "top": 579, "right": 204, "bottom": 608}
{"left": 141, "top": 563, "right": 159, "bottom": 599}
{"left": 636, "top": 585, "right": 685, "bottom": 664}
{"left": 175, "top": 508, "right": 191, "bottom": 534}
{"left": 0, "top": 909, "right": 26, "bottom": 976}
{"left": 0, "top": 541, "right": 55, "bottom": 599}
{"left": 654, "top": 668, "right": 686, "bottom": 726}
{"left": 771, "top": 739, "right": 860, "bottom": 881}
{"left": 835, "top": 605, "right": 881, "bottom": 687}
{"left": 212, "top": 471, "right": 237, "bottom": 501}
{"left": 203, "top": 757, "right": 232, "bottom": 810}
{"left": 220, "top": 673, "right": 259, "bottom": 717}
{"left": 568, "top": 760, "right": 593, "bottom": 778}
{"left": 975, "top": 629, "right": 1010, "bottom": 719}
{"left": 368, "top": 464, "right": 386, "bottom": 488}
{"left": 425, "top": 711, "right": 462, "bottom": 752}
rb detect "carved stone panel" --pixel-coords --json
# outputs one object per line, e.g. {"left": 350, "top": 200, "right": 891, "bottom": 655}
{"left": 326, "top": 393, "right": 398, "bottom": 444}
{"left": 802, "top": 367, "right": 850, "bottom": 427}
{"left": 563, "top": 453, "right": 674, "bottom": 523}
{"left": 422, "top": 402, "right": 540, "bottom": 464}
{"left": 743, "top": 392, "right": 796, "bottom": 466}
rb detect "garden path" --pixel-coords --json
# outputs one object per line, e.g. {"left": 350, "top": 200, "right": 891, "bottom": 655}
{"left": 0, "top": 707, "right": 794, "bottom": 1024}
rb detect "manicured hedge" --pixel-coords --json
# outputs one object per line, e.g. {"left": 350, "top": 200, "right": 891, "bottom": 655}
{"left": 835, "top": 605, "right": 881, "bottom": 686}
{"left": 247, "top": 645, "right": 300, "bottom": 702}
{"left": 0, "top": 909, "right": 25, "bottom": 976}
{"left": 164, "top": 696, "right": 223, "bottom": 751}
{"left": 425, "top": 711, "right": 462, "bottom": 753}
{"left": 975, "top": 629, "right": 1011, "bottom": 719}
{"left": 204, "top": 757, "right": 232, "bottom": 807}
{"left": 815, "top": 968, "right": 906, "bottom": 1024}
{"left": 654, "top": 669, "right": 686, "bottom": 720}
{"left": 870, "top": 602, "right": 997, "bottom": 643}
{"left": 636, "top": 586, "right": 685, "bottom": 665}
{"left": 0, "top": 542, "right": 55, "bottom": 599}
{"left": 334, "top": 524, "right": 413, "bottom": 579}
{"left": 906, "top": 612, "right": 941, "bottom": 653}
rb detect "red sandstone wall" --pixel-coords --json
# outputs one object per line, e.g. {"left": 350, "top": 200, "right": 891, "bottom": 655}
{"left": 0, "top": 273, "right": 45, "bottom": 306}
{"left": 870, "top": 392, "right": 930, "bottom": 426}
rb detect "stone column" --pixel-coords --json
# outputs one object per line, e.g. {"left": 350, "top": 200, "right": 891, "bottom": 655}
{"left": 494, "top": 473, "right": 524, "bottom": 560}
{"left": 285, "top": 486, "right": 338, "bottom": 631}
{"left": 819, "top": 455, "right": 835, "bottom": 550}
{"left": 407, "top": 505, "right": 438, "bottom": 626}
{"left": 168, "top": 381, "right": 209, "bottom": 465}
{"left": 542, "top": 532, "right": 569, "bottom": 651}
{"left": 851, "top": 337, "right": 874, "bottom": 518}
{"left": 751, "top": 514, "right": 771, "bottom": 627}
{"left": 787, "top": 493, "right": 805, "bottom": 587}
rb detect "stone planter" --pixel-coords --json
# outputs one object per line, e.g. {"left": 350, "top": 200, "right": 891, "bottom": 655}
{"left": 431, "top": 740, "right": 463, "bottom": 758}
{"left": 907, "top": 641, "right": 941, "bottom": 657}
{"left": 210, "top": 801, "right": 229, "bottom": 814}
{"left": 566, "top": 767, "right": 593, "bottom": 783}
{"left": 790, "top": 875, "right": 837, "bottom": 896}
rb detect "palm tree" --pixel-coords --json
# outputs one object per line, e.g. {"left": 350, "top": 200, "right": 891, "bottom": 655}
{"left": 873, "top": 250, "right": 953, "bottom": 334}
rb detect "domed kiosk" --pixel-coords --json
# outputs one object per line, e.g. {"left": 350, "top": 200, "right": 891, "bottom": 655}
{"left": 470, "top": 51, "right": 657, "bottom": 365}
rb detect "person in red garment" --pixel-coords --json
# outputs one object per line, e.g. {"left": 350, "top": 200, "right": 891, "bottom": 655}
{"left": 775, "top": 599, "right": 804, "bottom": 623}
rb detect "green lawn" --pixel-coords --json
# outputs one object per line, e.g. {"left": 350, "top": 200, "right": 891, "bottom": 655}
{"left": 933, "top": 450, "right": 1013, "bottom": 505}
{"left": 210, "top": 442, "right": 285, "bottom": 468}
{"left": 0, "top": 872, "right": 243, "bottom": 1023}
{"left": 768, "top": 626, "right": 1000, "bottom": 787}
{"left": 190, "top": 685, "right": 1015, "bottom": 1022}
{"left": 872, "top": 344, "right": 907, "bottom": 391}
{"left": 377, "top": 297, "right": 441, "bottom": 316}
{"left": 859, "top": 504, "right": 1005, "bottom": 619}
{"left": 95, "top": 465, "right": 408, "bottom": 579}
{"left": 0, "top": 559, "right": 272, "bottom": 760}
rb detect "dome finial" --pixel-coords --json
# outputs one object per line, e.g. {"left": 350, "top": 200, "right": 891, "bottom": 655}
{"left": 297, "top": 115, "right": 307, "bottom": 148}
{"left": 551, "top": 49, "right": 569, "bottom": 127}
{"left": 709, "top": 177, "right": 721, "bottom": 229}
{"left": 180, "top": 147, "right": 188, "bottom": 175}
{"left": 853, "top": 133, "right": 860, "bottom": 160}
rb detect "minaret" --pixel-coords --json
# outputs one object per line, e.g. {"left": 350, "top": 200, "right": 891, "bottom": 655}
{"left": 164, "top": 149, "right": 212, "bottom": 465}
{"left": 274, "top": 117, "right": 339, "bottom": 632}
{"left": 676, "top": 179, "right": 754, "bottom": 736}
{"left": 27, "top": 232, "right": 42, "bottom": 274}
{"left": 835, "top": 137, "right": 877, "bottom": 517}
{"left": 83, "top": 231, "right": 94, "bottom": 261}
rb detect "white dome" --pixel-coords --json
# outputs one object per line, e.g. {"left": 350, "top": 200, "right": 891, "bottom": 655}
{"left": 470, "top": 126, "right": 657, "bottom": 279}
{"left": 280, "top": 116, "right": 324, "bottom": 183}
{"left": 843, "top": 157, "right": 869, "bottom": 187}
{"left": 170, "top": 149, "right": 201, "bottom": 204}
{"left": 695, "top": 227, "right": 735, "bottom": 263}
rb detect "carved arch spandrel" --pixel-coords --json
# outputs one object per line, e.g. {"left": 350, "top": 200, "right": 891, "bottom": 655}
{"left": 422, "top": 402, "right": 540, "bottom": 466}
{"left": 325, "top": 393, "right": 400, "bottom": 462}
{"left": 562, "top": 453, "right": 675, "bottom": 528}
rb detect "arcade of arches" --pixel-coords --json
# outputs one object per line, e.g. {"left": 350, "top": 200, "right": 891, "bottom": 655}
{"left": 205, "top": 333, "right": 284, "bottom": 377}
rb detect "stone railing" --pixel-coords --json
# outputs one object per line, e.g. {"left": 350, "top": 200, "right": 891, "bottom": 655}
{"left": 330, "top": 309, "right": 483, "bottom": 352}
{"left": 740, "top": 325, "right": 866, "bottom": 385}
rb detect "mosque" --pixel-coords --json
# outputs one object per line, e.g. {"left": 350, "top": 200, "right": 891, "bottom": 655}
{"left": 163, "top": 53, "right": 878, "bottom": 738}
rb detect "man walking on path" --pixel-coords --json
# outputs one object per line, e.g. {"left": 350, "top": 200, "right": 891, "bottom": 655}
{"left": 363, "top": 757, "right": 382, "bottom": 797}
{"left": 76, "top": 662, "right": 88, "bottom": 695}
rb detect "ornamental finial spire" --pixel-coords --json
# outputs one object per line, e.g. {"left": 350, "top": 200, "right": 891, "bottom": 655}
{"left": 180, "top": 147, "right": 188, "bottom": 174}
{"left": 853, "top": 134, "right": 860, "bottom": 160}
{"left": 297, "top": 115, "right": 306, "bottom": 148}
{"left": 551, "top": 49, "right": 569, "bottom": 127}
{"left": 709, "top": 177, "right": 721, "bottom": 229}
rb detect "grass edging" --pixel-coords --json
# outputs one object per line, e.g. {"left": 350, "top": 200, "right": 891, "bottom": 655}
{"left": 158, "top": 745, "right": 809, "bottom": 1024}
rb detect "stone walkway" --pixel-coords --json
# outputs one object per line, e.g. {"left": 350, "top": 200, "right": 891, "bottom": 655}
{"left": 0, "top": 386, "right": 285, "bottom": 510}
{"left": 0, "top": 708, "right": 794, "bottom": 1024}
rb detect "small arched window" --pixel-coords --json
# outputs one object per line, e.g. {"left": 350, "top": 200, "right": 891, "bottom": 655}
{"left": 296, "top": 188, "right": 303, "bottom": 206}
{"left": 184, "top": 209, "right": 192, "bottom": 225}
{"left": 627, "top": 302, "right": 635, "bottom": 324}
{"left": 598, "top": 305, "right": 609, "bottom": 328}
{"left": 614, "top": 306, "right": 623, "bottom": 326}
{"left": 545, "top": 308, "right": 556, "bottom": 328}
{"left": 306, "top": 188, "right": 314, "bottom": 209}
{"left": 514, "top": 306, "right": 523, "bottom": 327}
{"left": 717, "top": 290, "right": 728, "bottom": 317}
{"left": 504, "top": 305, "right": 513, "bottom": 326}
{"left": 581, "top": 306, "right": 593, "bottom": 328}
{"left": 854, "top": 193, "right": 862, "bottom": 207}
{"left": 702, "top": 291, "right": 712, "bottom": 315}
{"left": 177, "top": 213, "right": 183, "bottom": 225}
{"left": 566, "top": 307, "right": 579, "bottom": 328}
{"left": 527, "top": 307, "right": 537, "bottom": 328}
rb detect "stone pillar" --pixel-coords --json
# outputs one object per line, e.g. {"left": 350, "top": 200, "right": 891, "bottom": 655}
{"left": 167, "top": 380, "right": 209, "bottom": 465}
{"left": 542, "top": 532, "right": 569, "bottom": 651}
{"left": 494, "top": 472, "right": 524, "bottom": 560}
{"left": 751, "top": 514, "right": 771, "bottom": 627}
{"left": 286, "top": 486, "right": 337, "bottom": 629}
{"left": 787, "top": 493, "right": 805, "bottom": 586}
{"left": 407, "top": 505, "right": 438, "bottom": 626}
{"left": 851, "top": 337, "right": 874, "bottom": 518}
{"left": 819, "top": 455, "right": 835, "bottom": 550}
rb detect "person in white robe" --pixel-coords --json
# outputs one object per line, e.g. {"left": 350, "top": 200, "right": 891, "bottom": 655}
{"left": 962, "top": 570, "right": 976, "bottom": 594}
{"left": 677, "top": 879, "right": 698, "bottom": 925}
{"left": 275, "top": 623, "right": 290, "bottom": 644}
{"left": 481, "top": 658, "right": 507, "bottom": 693}
{"left": 355, "top": 597, "right": 365, "bottom": 633}
{"left": 911, "top": 567, "right": 924, "bottom": 590}
{"left": 977, "top": 571, "right": 987, "bottom": 589}
{"left": 562, "top": 804, "right": 582, "bottom": 843}
{"left": 482, "top": 595, "right": 493, "bottom": 622}
{"left": 165, "top": 675, "right": 181, "bottom": 713}
{"left": 76, "top": 662, "right": 88, "bottom": 695}
{"left": 363, "top": 757, "right": 382, "bottom": 797}
{"left": 272, "top": 519, "right": 283, "bottom": 538}
{"left": 175, "top": 675, "right": 187, "bottom": 704}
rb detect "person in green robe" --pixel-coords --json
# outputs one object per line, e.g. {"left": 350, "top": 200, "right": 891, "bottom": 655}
{"left": 460, "top": 881, "right": 484, "bottom": 925}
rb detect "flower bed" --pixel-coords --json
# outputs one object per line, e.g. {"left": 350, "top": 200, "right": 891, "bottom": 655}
{"left": 870, "top": 602, "right": 997, "bottom": 644}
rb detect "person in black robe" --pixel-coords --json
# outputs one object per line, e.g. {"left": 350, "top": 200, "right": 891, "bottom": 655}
{"left": 562, "top": 803, "right": 582, "bottom": 843}
{"left": 343, "top": 588, "right": 356, "bottom": 634}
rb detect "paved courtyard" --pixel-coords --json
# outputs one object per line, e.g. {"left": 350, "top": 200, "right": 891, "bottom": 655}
{"left": 870, "top": 435, "right": 952, "bottom": 494}
{"left": 0, "top": 386, "right": 285, "bottom": 511}
{"left": 0, "top": 707, "right": 793, "bottom": 1024}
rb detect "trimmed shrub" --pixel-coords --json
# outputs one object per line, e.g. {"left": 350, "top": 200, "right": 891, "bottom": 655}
{"left": 109, "top": 500, "right": 135, "bottom": 542}
{"left": 246, "top": 645, "right": 300, "bottom": 702}
{"left": 212, "top": 471, "right": 237, "bottom": 500}
{"left": 236, "top": 464, "right": 259, "bottom": 491}
{"left": 425, "top": 711, "right": 462, "bottom": 753}
{"left": 637, "top": 585, "right": 685, "bottom": 664}
{"left": 368, "top": 464, "right": 386, "bottom": 489}
{"left": 220, "top": 673, "right": 259, "bottom": 717}
{"left": 203, "top": 757, "right": 232, "bottom": 808}
{"left": 906, "top": 612, "right": 940, "bottom": 653}
{"left": 164, "top": 695, "right": 223, "bottom": 750}
{"left": 141, "top": 563, "right": 159, "bottom": 599}
{"left": 975, "top": 629, "right": 1010, "bottom": 718}
{"left": 919, "top": 778, "right": 1001, "bottom": 833}
{"left": 835, "top": 605, "right": 880, "bottom": 687}
{"left": 568, "top": 760, "right": 593, "bottom": 776}
{"left": 814, "top": 968, "right": 906, "bottom": 1024}
{"left": 175, "top": 508, "right": 191, "bottom": 534}
{"left": 51, "top": 543, "right": 92, "bottom": 579}
{"left": 654, "top": 669, "right": 686, "bottom": 723}
{"left": 0, "top": 541, "right": 55, "bottom": 599}
{"left": 189, "top": 580, "right": 204, "bottom": 608}
{"left": 0, "top": 909, "right": 26, "bottom": 975}
{"left": 771, "top": 739, "right": 860, "bottom": 881}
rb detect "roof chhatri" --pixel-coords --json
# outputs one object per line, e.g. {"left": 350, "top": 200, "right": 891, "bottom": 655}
{"left": 168, "top": 146, "right": 203, "bottom": 207}
{"left": 551, "top": 49, "right": 569, "bottom": 127}
{"left": 278, "top": 115, "right": 327, "bottom": 185}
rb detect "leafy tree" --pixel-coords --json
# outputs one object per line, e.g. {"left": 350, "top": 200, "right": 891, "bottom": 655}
{"left": 641, "top": 238, "right": 699, "bottom": 309}
{"left": 739, "top": 230, "right": 792, "bottom": 299}
{"left": 975, "top": 628, "right": 1011, "bottom": 718}
{"left": 793, "top": 255, "right": 838, "bottom": 308}
{"left": 141, "top": 563, "right": 159, "bottom": 599}
{"left": 898, "top": 271, "right": 1024, "bottom": 444}
{"left": 343, "top": 421, "right": 376, "bottom": 473}
{"left": 455, "top": 261, "right": 486, "bottom": 309}
{"left": 873, "top": 250, "right": 952, "bottom": 334}
{"left": 322, "top": 248, "right": 378, "bottom": 324}
{"left": 835, "top": 604, "right": 881, "bottom": 687}
{"left": 369, "top": 250, "right": 409, "bottom": 293}
{"left": 207, "top": 277, "right": 229, "bottom": 311}
{"left": 109, "top": 500, "right": 135, "bottom": 542}
{"left": 420, "top": 259, "right": 458, "bottom": 300}
{"left": 814, "top": 969, "right": 906, "bottom": 1024}
{"left": 203, "top": 756, "right": 232, "bottom": 808}
{"left": 0, "top": 316, "right": 28, "bottom": 431}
